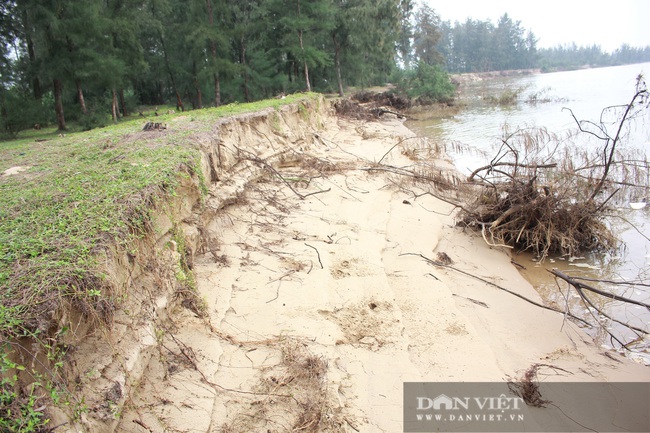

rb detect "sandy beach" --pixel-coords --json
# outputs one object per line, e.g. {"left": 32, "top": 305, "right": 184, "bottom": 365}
{"left": 113, "top": 108, "right": 649, "bottom": 432}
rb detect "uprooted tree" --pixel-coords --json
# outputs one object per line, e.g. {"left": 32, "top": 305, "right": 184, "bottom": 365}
{"left": 450, "top": 76, "right": 650, "bottom": 354}
{"left": 458, "top": 74, "right": 650, "bottom": 260}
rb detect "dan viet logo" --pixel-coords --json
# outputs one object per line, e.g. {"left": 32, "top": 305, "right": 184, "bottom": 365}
{"left": 405, "top": 382, "right": 650, "bottom": 433}
{"left": 414, "top": 393, "right": 525, "bottom": 422}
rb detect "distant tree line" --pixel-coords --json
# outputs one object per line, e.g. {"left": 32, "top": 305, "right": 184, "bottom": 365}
{"left": 437, "top": 13, "right": 539, "bottom": 72}
{"left": 405, "top": 5, "right": 650, "bottom": 74}
{"left": 538, "top": 43, "right": 650, "bottom": 72}
{"left": 0, "top": 0, "right": 409, "bottom": 134}
{"left": 1, "top": 0, "right": 649, "bottom": 135}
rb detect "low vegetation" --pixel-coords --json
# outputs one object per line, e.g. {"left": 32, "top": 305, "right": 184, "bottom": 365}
{"left": 394, "top": 62, "right": 457, "bottom": 105}
{"left": 483, "top": 87, "right": 524, "bottom": 106}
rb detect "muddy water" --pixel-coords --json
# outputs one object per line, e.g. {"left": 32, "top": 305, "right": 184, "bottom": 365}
{"left": 406, "top": 63, "right": 650, "bottom": 362}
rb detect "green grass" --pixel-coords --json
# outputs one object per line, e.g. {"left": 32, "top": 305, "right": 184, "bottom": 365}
{"left": 1, "top": 123, "right": 197, "bottom": 336}
{"left": 0, "top": 92, "right": 318, "bottom": 430}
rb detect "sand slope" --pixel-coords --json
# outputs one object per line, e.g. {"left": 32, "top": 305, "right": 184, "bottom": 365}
{"left": 116, "top": 114, "right": 649, "bottom": 433}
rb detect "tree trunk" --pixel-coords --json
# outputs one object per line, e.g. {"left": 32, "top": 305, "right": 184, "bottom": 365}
{"left": 53, "top": 78, "right": 66, "bottom": 131}
{"left": 175, "top": 90, "right": 184, "bottom": 112}
{"left": 119, "top": 88, "right": 127, "bottom": 117}
{"left": 241, "top": 37, "right": 250, "bottom": 102}
{"left": 111, "top": 88, "right": 118, "bottom": 123}
{"left": 214, "top": 73, "right": 221, "bottom": 107}
{"left": 185, "top": 90, "right": 195, "bottom": 109}
{"left": 156, "top": 81, "right": 164, "bottom": 105}
{"left": 193, "top": 61, "right": 203, "bottom": 109}
{"left": 75, "top": 79, "right": 87, "bottom": 114}
{"left": 333, "top": 33, "right": 344, "bottom": 97}
{"left": 159, "top": 31, "right": 184, "bottom": 112}
{"left": 301, "top": 33, "right": 311, "bottom": 92}
{"left": 22, "top": 8, "right": 41, "bottom": 100}
{"left": 206, "top": 0, "right": 221, "bottom": 106}
{"left": 1, "top": 104, "right": 8, "bottom": 128}
{"left": 296, "top": 0, "right": 311, "bottom": 92}
{"left": 195, "top": 85, "right": 203, "bottom": 109}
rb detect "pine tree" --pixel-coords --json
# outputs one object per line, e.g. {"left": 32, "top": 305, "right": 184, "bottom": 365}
{"left": 413, "top": 3, "right": 443, "bottom": 66}
{"left": 230, "top": 0, "right": 266, "bottom": 101}
{"left": 396, "top": 0, "right": 414, "bottom": 69}
{"left": 268, "top": 0, "right": 334, "bottom": 92}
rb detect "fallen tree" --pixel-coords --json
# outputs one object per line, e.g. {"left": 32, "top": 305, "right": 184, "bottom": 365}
{"left": 458, "top": 75, "right": 650, "bottom": 259}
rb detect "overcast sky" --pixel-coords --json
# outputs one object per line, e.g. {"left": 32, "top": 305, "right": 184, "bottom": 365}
{"left": 425, "top": 0, "right": 650, "bottom": 52}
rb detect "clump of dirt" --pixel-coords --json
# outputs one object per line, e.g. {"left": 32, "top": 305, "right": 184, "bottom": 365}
{"left": 436, "top": 251, "right": 454, "bottom": 265}
{"left": 326, "top": 299, "right": 402, "bottom": 351}
{"left": 330, "top": 258, "right": 367, "bottom": 279}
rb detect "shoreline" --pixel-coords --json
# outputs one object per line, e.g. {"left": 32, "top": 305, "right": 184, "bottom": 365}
{"left": 450, "top": 68, "right": 541, "bottom": 86}
{"left": 112, "top": 110, "right": 648, "bottom": 432}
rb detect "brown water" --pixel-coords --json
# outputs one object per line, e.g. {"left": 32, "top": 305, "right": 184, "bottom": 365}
{"left": 406, "top": 63, "right": 650, "bottom": 363}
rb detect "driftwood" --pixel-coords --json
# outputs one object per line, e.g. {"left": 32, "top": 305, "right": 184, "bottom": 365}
{"left": 369, "top": 106, "right": 408, "bottom": 119}
{"left": 459, "top": 127, "right": 618, "bottom": 259}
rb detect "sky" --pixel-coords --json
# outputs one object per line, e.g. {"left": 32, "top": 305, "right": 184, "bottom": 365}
{"left": 425, "top": 0, "right": 650, "bottom": 52}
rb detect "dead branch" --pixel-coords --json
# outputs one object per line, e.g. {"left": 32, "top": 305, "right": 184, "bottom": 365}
{"left": 161, "top": 325, "right": 296, "bottom": 400}
{"left": 378, "top": 136, "right": 420, "bottom": 164}
{"left": 507, "top": 364, "right": 554, "bottom": 407}
{"left": 401, "top": 252, "right": 592, "bottom": 327}
{"left": 468, "top": 162, "right": 556, "bottom": 182}
{"left": 570, "top": 275, "right": 650, "bottom": 289}
{"left": 549, "top": 269, "right": 650, "bottom": 311}
{"left": 563, "top": 78, "right": 649, "bottom": 202}
{"left": 344, "top": 417, "right": 360, "bottom": 432}
{"left": 549, "top": 269, "right": 649, "bottom": 350}
{"left": 480, "top": 223, "right": 514, "bottom": 249}
{"left": 452, "top": 294, "right": 489, "bottom": 308}
{"left": 304, "top": 243, "right": 323, "bottom": 269}
{"left": 133, "top": 419, "right": 155, "bottom": 433}
{"left": 235, "top": 146, "right": 331, "bottom": 200}
{"left": 574, "top": 282, "right": 644, "bottom": 348}
{"left": 370, "top": 106, "right": 408, "bottom": 119}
